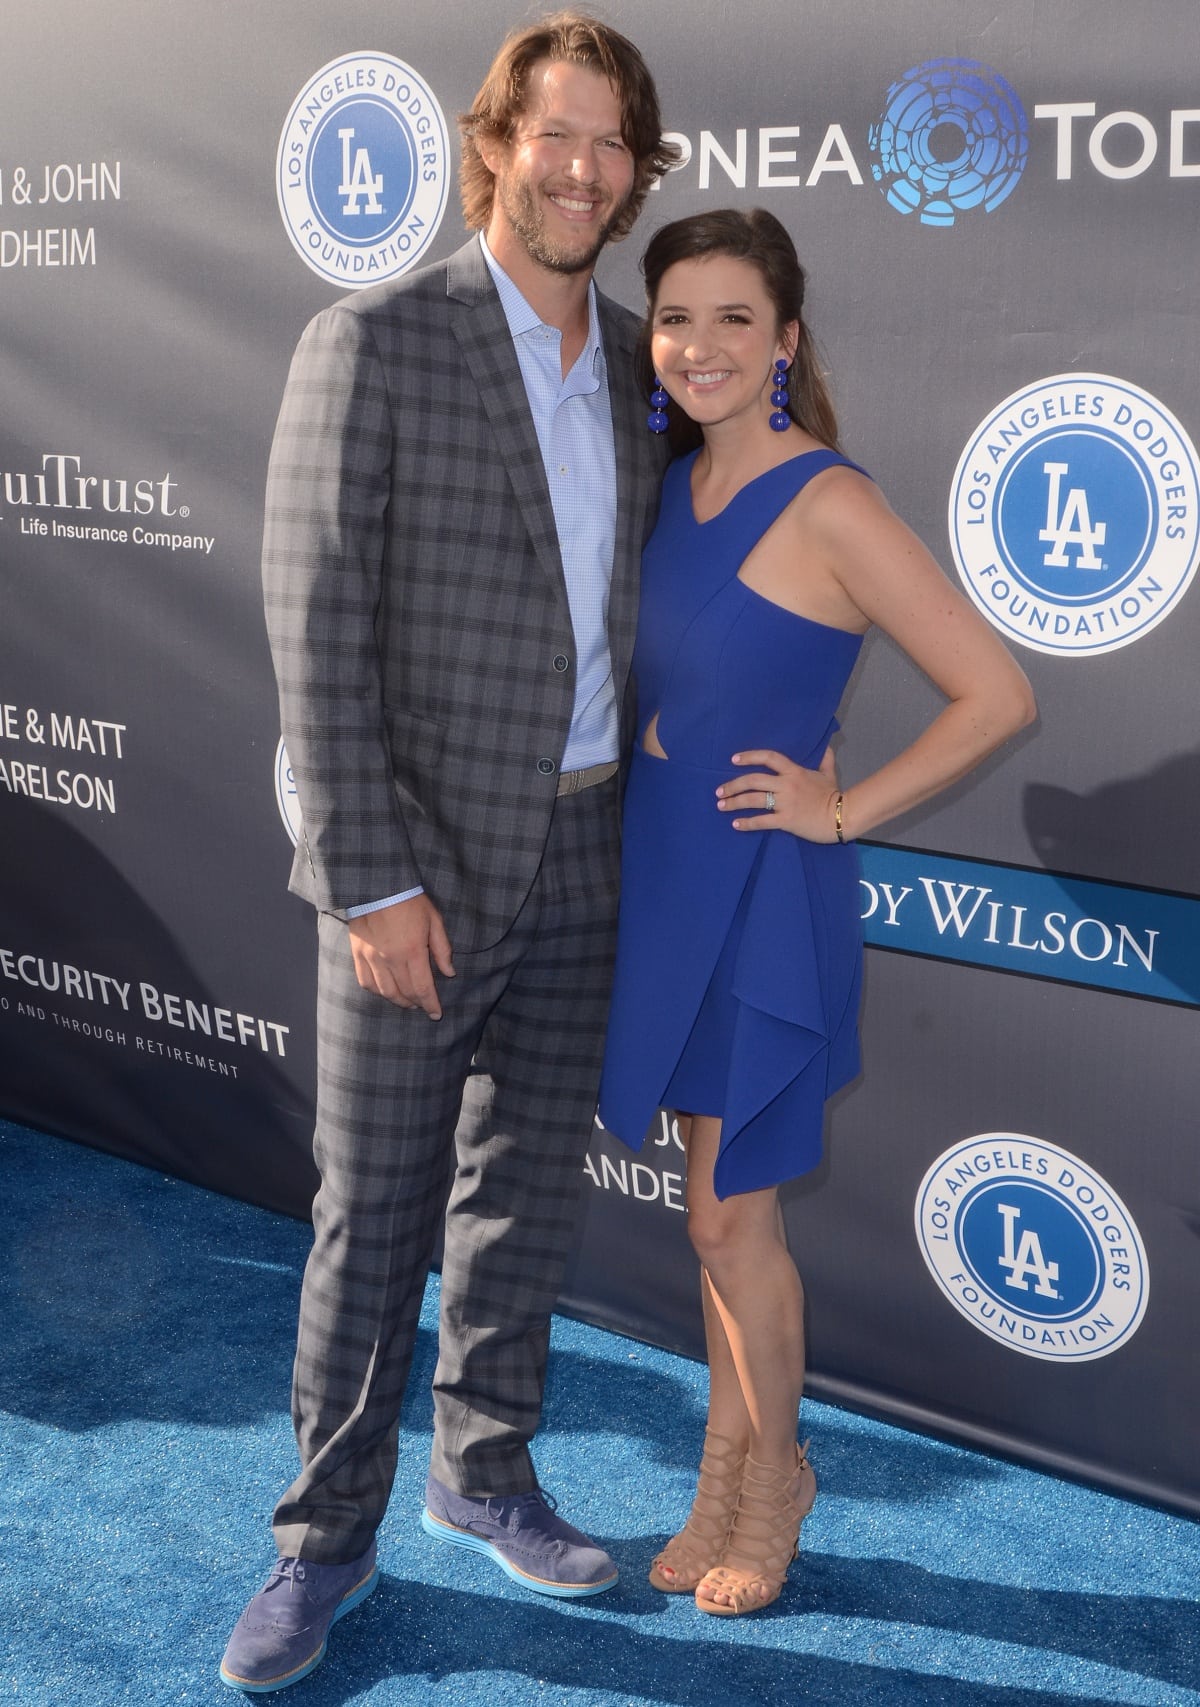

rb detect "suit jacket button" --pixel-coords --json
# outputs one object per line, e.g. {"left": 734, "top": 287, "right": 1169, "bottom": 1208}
{"left": 536, "top": 757, "right": 556, "bottom": 776}
{"left": 552, "top": 654, "right": 570, "bottom": 673}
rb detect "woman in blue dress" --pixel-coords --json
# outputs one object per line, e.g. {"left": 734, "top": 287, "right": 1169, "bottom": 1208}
{"left": 597, "top": 210, "right": 1035, "bottom": 1616}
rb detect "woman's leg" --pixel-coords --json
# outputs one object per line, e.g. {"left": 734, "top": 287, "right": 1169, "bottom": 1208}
{"left": 685, "top": 1116, "right": 814, "bottom": 1611}
{"left": 685, "top": 1117, "right": 805, "bottom": 1473}
{"left": 674, "top": 1114, "right": 749, "bottom": 1455}
{"left": 698, "top": 1268, "right": 750, "bottom": 1440}
{"left": 648, "top": 1116, "right": 752, "bottom": 1590}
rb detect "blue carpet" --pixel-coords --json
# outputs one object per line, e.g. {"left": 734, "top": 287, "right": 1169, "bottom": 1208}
{"left": 2, "top": 1119, "right": 1198, "bottom": 1706}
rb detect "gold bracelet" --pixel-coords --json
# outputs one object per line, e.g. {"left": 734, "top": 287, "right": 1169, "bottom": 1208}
{"left": 835, "top": 792, "right": 844, "bottom": 843}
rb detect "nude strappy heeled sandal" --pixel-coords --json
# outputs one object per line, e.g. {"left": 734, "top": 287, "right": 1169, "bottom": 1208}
{"left": 694, "top": 1439, "right": 816, "bottom": 1615}
{"left": 648, "top": 1429, "right": 745, "bottom": 1593}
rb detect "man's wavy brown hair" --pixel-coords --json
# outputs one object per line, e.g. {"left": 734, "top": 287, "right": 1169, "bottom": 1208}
{"left": 459, "top": 12, "right": 678, "bottom": 241}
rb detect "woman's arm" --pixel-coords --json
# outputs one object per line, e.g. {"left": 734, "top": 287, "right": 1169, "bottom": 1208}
{"left": 718, "top": 469, "right": 1036, "bottom": 841}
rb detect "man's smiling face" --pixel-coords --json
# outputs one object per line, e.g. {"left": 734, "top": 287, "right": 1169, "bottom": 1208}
{"left": 483, "top": 58, "right": 636, "bottom": 276}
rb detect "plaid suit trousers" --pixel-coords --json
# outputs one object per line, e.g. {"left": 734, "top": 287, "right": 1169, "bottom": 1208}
{"left": 272, "top": 779, "right": 620, "bottom": 1563}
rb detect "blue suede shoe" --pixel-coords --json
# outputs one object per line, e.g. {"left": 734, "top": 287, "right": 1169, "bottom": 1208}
{"left": 219, "top": 1544, "right": 378, "bottom": 1693}
{"left": 422, "top": 1476, "right": 617, "bottom": 1598}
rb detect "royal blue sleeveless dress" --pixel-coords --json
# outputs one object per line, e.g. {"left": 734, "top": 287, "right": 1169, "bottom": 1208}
{"left": 598, "top": 448, "right": 866, "bottom": 1200}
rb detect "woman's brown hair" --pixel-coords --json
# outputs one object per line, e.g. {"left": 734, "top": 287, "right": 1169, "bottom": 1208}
{"left": 638, "top": 208, "right": 842, "bottom": 455}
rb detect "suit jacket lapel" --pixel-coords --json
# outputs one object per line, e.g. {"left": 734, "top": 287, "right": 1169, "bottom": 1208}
{"left": 447, "top": 240, "right": 569, "bottom": 614}
{"left": 446, "top": 239, "right": 659, "bottom": 694}
{"left": 598, "top": 291, "right": 653, "bottom": 694}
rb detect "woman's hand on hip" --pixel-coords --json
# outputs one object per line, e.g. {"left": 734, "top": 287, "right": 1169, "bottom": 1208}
{"left": 716, "top": 747, "right": 841, "bottom": 842}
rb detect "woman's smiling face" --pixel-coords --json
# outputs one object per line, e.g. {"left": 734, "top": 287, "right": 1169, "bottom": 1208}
{"left": 650, "top": 254, "right": 797, "bottom": 431}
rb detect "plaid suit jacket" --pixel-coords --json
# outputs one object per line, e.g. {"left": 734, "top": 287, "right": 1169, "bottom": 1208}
{"left": 263, "top": 237, "right": 665, "bottom": 952}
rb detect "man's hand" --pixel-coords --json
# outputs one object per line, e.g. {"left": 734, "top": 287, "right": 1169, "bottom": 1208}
{"left": 346, "top": 894, "right": 455, "bottom": 1019}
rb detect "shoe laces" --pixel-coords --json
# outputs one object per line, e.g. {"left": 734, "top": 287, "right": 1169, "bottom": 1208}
{"left": 484, "top": 1487, "right": 558, "bottom": 1527}
{"left": 265, "top": 1557, "right": 309, "bottom": 1593}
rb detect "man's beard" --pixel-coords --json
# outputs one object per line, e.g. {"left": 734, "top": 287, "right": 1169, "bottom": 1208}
{"left": 496, "top": 174, "right": 627, "bottom": 275}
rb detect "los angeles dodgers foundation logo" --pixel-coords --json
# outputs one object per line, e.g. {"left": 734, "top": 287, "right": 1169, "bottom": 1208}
{"left": 950, "top": 374, "right": 1200, "bottom": 656}
{"left": 915, "top": 1134, "right": 1149, "bottom": 1362}
{"left": 274, "top": 737, "right": 301, "bottom": 847}
{"left": 277, "top": 52, "right": 450, "bottom": 288}
{"left": 868, "top": 59, "right": 1028, "bottom": 227}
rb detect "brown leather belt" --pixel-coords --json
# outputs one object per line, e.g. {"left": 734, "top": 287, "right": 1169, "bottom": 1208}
{"left": 556, "top": 760, "right": 619, "bottom": 796}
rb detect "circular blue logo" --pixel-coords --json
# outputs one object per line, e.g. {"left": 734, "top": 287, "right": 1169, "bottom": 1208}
{"left": 958, "top": 1181, "right": 1103, "bottom": 1321}
{"left": 868, "top": 58, "right": 1028, "bottom": 227}
{"left": 994, "top": 429, "right": 1155, "bottom": 603}
{"left": 307, "top": 98, "right": 419, "bottom": 246}
{"left": 950, "top": 374, "right": 1200, "bottom": 656}
{"left": 277, "top": 53, "right": 450, "bottom": 288}
{"left": 915, "top": 1134, "right": 1149, "bottom": 1362}
{"left": 274, "top": 736, "right": 301, "bottom": 847}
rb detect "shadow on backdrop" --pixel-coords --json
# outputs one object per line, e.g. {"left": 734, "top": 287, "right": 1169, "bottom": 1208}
{"left": 1024, "top": 751, "right": 1200, "bottom": 897}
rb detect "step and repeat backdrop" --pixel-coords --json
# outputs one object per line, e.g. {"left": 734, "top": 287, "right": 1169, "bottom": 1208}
{"left": 3, "top": 3, "right": 1197, "bottom": 1512}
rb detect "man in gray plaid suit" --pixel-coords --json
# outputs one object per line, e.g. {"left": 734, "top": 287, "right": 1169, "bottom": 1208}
{"left": 221, "top": 14, "right": 675, "bottom": 1693}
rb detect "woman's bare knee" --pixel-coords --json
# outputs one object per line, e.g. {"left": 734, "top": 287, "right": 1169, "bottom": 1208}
{"left": 687, "top": 1197, "right": 772, "bottom": 1272}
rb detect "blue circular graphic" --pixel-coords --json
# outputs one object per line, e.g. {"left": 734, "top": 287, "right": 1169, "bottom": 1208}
{"left": 277, "top": 53, "right": 450, "bottom": 289}
{"left": 308, "top": 98, "right": 417, "bottom": 245}
{"left": 869, "top": 58, "right": 1028, "bottom": 227}
{"left": 994, "top": 428, "right": 1156, "bottom": 602}
{"left": 949, "top": 375, "right": 1200, "bottom": 657}
{"left": 915, "top": 1134, "right": 1150, "bottom": 1362}
{"left": 958, "top": 1182, "right": 1104, "bottom": 1322}
{"left": 274, "top": 737, "right": 301, "bottom": 847}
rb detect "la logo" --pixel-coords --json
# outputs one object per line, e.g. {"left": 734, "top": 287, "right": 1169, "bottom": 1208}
{"left": 1039, "top": 460, "right": 1107, "bottom": 570}
{"left": 338, "top": 128, "right": 384, "bottom": 216}
{"left": 996, "top": 1202, "right": 1061, "bottom": 1299}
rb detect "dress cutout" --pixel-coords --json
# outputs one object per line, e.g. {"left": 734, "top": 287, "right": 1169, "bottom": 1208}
{"left": 598, "top": 449, "right": 867, "bottom": 1199}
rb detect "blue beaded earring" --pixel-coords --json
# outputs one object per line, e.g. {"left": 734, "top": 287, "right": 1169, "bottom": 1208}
{"left": 769, "top": 358, "right": 791, "bottom": 432}
{"left": 647, "top": 377, "right": 670, "bottom": 434}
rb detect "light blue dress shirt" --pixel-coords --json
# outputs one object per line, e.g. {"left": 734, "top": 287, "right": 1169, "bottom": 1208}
{"left": 346, "top": 235, "right": 621, "bottom": 918}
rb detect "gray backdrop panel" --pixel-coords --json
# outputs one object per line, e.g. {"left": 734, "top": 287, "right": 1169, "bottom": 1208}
{"left": 2, "top": 1, "right": 1196, "bottom": 1512}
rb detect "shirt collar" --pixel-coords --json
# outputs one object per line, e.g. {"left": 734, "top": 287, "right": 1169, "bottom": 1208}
{"left": 480, "top": 233, "right": 604, "bottom": 378}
